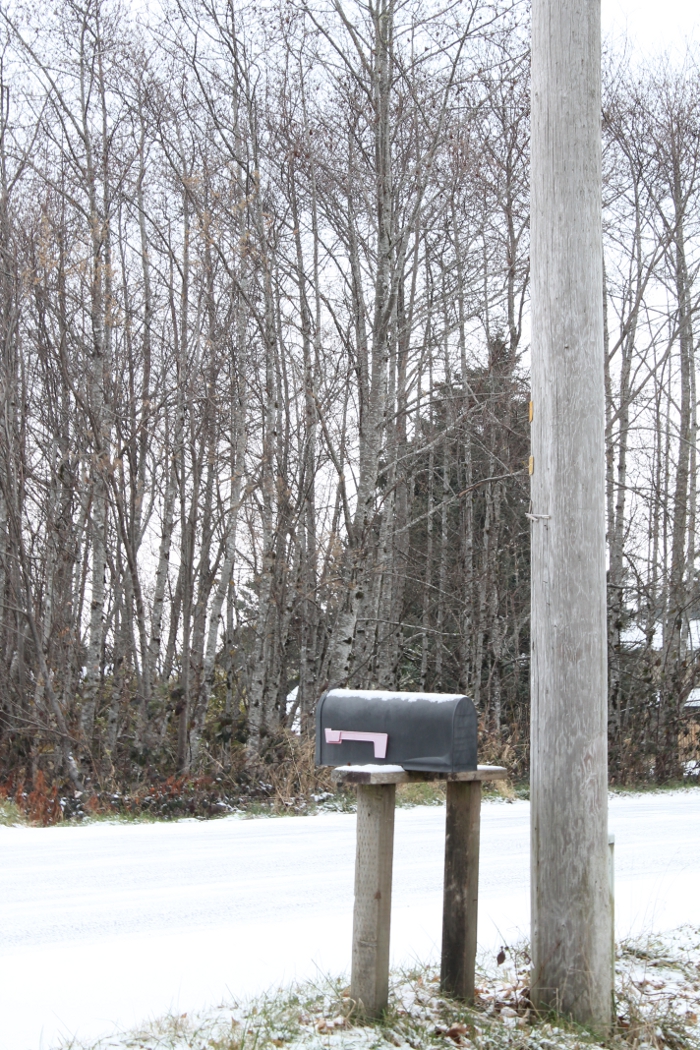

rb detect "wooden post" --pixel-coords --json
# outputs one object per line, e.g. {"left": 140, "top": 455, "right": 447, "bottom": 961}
{"left": 332, "top": 766, "right": 506, "bottom": 1016}
{"left": 351, "top": 783, "right": 396, "bottom": 1017}
{"left": 609, "top": 832, "right": 616, "bottom": 1013}
{"left": 441, "top": 780, "right": 481, "bottom": 1001}
{"left": 530, "top": 0, "right": 612, "bottom": 1028}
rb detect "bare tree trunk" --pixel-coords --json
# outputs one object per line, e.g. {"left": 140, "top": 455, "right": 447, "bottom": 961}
{"left": 606, "top": 262, "right": 635, "bottom": 775}
{"left": 459, "top": 427, "right": 474, "bottom": 696}
{"left": 78, "top": 16, "right": 114, "bottom": 754}
{"left": 421, "top": 386, "right": 436, "bottom": 690}
{"left": 246, "top": 188, "right": 280, "bottom": 758}
{"left": 659, "top": 190, "right": 694, "bottom": 781}
{"left": 290, "top": 155, "right": 320, "bottom": 733}
{"left": 325, "top": 0, "right": 395, "bottom": 685}
{"left": 189, "top": 311, "right": 248, "bottom": 768}
{"left": 175, "top": 169, "right": 193, "bottom": 773}
{"left": 434, "top": 433, "right": 451, "bottom": 686}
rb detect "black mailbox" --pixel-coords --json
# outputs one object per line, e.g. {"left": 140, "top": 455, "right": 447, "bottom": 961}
{"left": 315, "top": 688, "right": 477, "bottom": 773}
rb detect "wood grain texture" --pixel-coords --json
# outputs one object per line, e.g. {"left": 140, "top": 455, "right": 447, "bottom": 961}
{"left": 331, "top": 765, "right": 507, "bottom": 786}
{"left": 351, "top": 784, "right": 396, "bottom": 1016}
{"left": 440, "top": 781, "right": 481, "bottom": 1002}
{"left": 609, "top": 833, "right": 616, "bottom": 1016}
{"left": 530, "top": 0, "right": 612, "bottom": 1027}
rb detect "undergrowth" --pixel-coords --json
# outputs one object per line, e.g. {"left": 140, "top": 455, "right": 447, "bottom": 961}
{"left": 64, "top": 928, "right": 700, "bottom": 1050}
{"left": 0, "top": 734, "right": 339, "bottom": 826}
{"left": 0, "top": 726, "right": 528, "bottom": 826}
{"left": 0, "top": 776, "right": 523, "bottom": 827}
{"left": 0, "top": 723, "right": 695, "bottom": 827}
{"left": 0, "top": 796, "right": 23, "bottom": 826}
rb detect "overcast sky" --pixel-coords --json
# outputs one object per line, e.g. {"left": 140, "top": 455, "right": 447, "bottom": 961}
{"left": 603, "top": 0, "right": 699, "bottom": 57}
{"left": 134, "top": 1, "right": 700, "bottom": 59}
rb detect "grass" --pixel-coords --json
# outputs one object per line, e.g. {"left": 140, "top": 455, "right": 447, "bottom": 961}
{"left": 3, "top": 769, "right": 699, "bottom": 828}
{"left": 7, "top": 777, "right": 700, "bottom": 827}
{"left": 0, "top": 797, "right": 24, "bottom": 825}
{"left": 614, "top": 927, "right": 700, "bottom": 1050}
{"left": 245, "top": 776, "right": 699, "bottom": 812}
{"left": 48, "top": 779, "right": 524, "bottom": 824}
{"left": 396, "top": 779, "right": 526, "bottom": 808}
{"left": 63, "top": 929, "right": 700, "bottom": 1050}
{"left": 609, "top": 779, "right": 700, "bottom": 798}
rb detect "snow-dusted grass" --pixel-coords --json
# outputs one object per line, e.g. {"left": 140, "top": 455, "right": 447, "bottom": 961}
{"left": 0, "top": 797, "right": 23, "bottom": 825}
{"left": 609, "top": 780, "right": 700, "bottom": 799}
{"left": 4, "top": 766, "right": 698, "bottom": 828}
{"left": 0, "top": 779, "right": 516, "bottom": 826}
{"left": 54, "top": 778, "right": 700, "bottom": 824}
{"left": 617, "top": 927, "right": 700, "bottom": 1047}
{"left": 63, "top": 928, "right": 700, "bottom": 1050}
{"left": 68, "top": 780, "right": 513, "bottom": 822}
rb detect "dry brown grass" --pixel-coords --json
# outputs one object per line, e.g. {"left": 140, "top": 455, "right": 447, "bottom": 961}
{"left": 265, "top": 731, "right": 336, "bottom": 812}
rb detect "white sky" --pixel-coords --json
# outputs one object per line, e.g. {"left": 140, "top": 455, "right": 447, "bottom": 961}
{"left": 133, "top": 0, "right": 700, "bottom": 59}
{"left": 603, "top": 0, "right": 700, "bottom": 57}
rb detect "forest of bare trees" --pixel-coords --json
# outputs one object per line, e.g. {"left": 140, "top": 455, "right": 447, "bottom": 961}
{"left": 0, "top": 0, "right": 696, "bottom": 810}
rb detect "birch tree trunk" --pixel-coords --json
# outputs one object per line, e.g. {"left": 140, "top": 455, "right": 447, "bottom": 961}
{"left": 290, "top": 154, "right": 321, "bottom": 733}
{"left": 659, "top": 160, "right": 695, "bottom": 781}
{"left": 80, "top": 71, "right": 112, "bottom": 747}
{"left": 530, "top": 0, "right": 611, "bottom": 1027}
{"left": 189, "top": 298, "right": 248, "bottom": 769}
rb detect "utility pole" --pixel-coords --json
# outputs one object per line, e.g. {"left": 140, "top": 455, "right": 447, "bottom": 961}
{"left": 530, "top": 0, "right": 612, "bottom": 1029}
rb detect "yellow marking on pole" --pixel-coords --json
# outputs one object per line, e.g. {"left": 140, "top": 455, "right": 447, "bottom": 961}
{"left": 529, "top": 455, "right": 534, "bottom": 475}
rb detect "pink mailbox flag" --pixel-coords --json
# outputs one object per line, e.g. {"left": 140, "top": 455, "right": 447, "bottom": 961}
{"left": 324, "top": 728, "right": 388, "bottom": 759}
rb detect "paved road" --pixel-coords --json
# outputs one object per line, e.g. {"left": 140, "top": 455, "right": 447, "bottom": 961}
{"left": 1, "top": 790, "right": 699, "bottom": 1050}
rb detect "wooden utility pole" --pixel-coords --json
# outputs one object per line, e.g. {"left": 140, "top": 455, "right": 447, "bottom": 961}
{"left": 530, "top": 0, "right": 612, "bottom": 1029}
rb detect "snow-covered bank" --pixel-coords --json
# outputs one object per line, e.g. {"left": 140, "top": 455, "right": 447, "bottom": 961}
{"left": 71, "top": 925, "right": 700, "bottom": 1050}
{"left": 1, "top": 790, "right": 699, "bottom": 1050}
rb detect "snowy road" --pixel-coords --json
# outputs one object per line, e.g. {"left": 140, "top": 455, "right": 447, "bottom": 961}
{"left": 1, "top": 790, "right": 699, "bottom": 1050}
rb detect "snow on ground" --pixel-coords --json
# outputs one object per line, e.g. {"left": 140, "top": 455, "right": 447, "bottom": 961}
{"left": 68, "top": 925, "right": 700, "bottom": 1050}
{"left": 1, "top": 790, "right": 699, "bottom": 1050}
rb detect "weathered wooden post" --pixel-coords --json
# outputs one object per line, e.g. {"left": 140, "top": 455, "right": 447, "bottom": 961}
{"left": 609, "top": 832, "right": 616, "bottom": 1012}
{"left": 440, "top": 780, "right": 482, "bottom": 1002}
{"left": 332, "top": 764, "right": 506, "bottom": 1015}
{"left": 530, "top": 0, "right": 612, "bottom": 1028}
{"left": 351, "top": 783, "right": 396, "bottom": 1016}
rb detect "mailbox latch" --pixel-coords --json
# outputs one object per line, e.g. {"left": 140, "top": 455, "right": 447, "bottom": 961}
{"left": 325, "top": 728, "right": 388, "bottom": 759}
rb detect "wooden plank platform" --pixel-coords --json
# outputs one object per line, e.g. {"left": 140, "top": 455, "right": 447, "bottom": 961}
{"left": 331, "top": 764, "right": 507, "bottom": 786}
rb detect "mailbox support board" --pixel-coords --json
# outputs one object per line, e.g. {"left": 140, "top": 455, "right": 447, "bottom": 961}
{"left": 331, "top": 764, "right": 507, "bottom": 1017}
